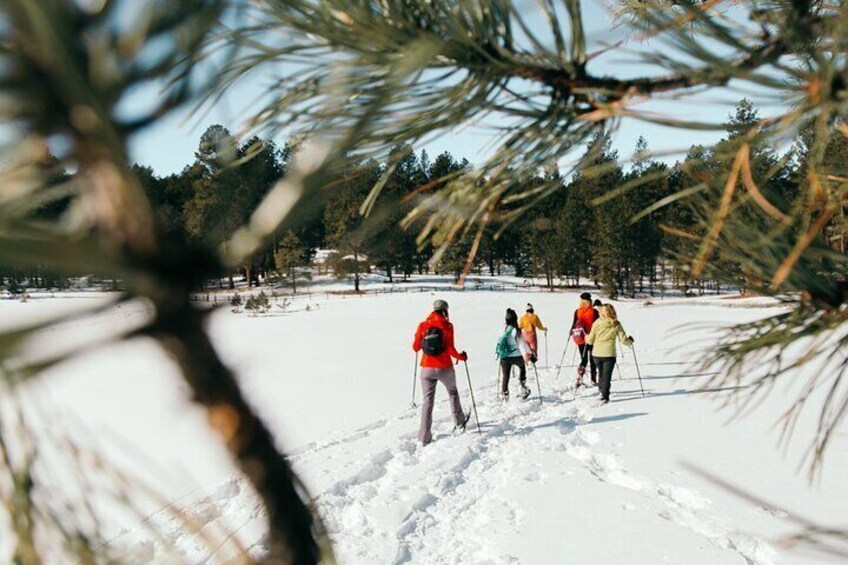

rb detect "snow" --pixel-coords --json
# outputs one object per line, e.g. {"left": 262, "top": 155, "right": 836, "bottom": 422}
{"left": 1, "top": 288, "right": 846, "bottom": 564}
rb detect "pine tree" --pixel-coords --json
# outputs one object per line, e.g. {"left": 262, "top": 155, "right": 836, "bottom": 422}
{"left": 324, "top": 159, "right": 381, "bottom": 291}
{"left": 184, "top": 125, "right": 243, "bottom": 288}
{"left": 236, "top": 137, "right": 287, "bottom": 287}
{"left": 559, "top": 177, "right": 593, "bottom": 286}
{"left": 274, "top": 230, "right": 308, "bottom": 293}
{"left": 363, "top": 145, "right": 424, "bottom": 282}
{"left": 523, "top": 172, "right": 567, "bottom": 288}
{"left": 625, "top": 137, "right": 667, "bottom": 295}
{"left": 575, "top": 132, "right": 626, "bottom": 298}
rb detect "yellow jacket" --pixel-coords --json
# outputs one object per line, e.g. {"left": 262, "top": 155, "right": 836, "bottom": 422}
{"left": 519, "top": 312, "right": 547, "bottom": 333}
{"left": 586, "top": 318, "right": 632, "bottom": 357}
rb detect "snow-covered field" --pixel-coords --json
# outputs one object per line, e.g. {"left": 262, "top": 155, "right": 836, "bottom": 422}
{"left": 2, "top": 289, "right": 846, "bottom": 564}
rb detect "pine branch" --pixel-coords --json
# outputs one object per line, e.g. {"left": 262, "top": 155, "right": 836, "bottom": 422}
{"left": 0, "top": 2, "right": 331, "bottom": 561}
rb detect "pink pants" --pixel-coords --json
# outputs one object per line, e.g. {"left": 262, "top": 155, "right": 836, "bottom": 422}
{"left": 522, "top": 330, "right": 538, "bottom": 361}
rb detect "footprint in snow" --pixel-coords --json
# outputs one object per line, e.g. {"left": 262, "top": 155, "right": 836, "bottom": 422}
{"left": 757, "top": 505, "right": 789, "bottom": 519}
{"left": 658, "top": 484, "right": 712, "bottom": 511}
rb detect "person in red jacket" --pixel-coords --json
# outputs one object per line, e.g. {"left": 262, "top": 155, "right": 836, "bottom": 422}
{"left": 413, "top": 299, "right": 470, "bottom": 445}
{"left": 571, "top": 292, "right": 600, "bottom": 388}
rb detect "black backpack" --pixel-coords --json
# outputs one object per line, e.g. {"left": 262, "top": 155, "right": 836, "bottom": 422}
{"left": 420, "top": 325, "right": 445, "bottom": 356}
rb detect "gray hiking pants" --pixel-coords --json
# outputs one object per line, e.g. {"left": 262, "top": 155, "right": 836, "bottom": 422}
{"left": 419, "top": 366, "right": 465, "bottom": 445}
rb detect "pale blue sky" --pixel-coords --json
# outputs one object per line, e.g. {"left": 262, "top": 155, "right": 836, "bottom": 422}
{"left": 128, "top": 1, "right": 780, "bottom": 175}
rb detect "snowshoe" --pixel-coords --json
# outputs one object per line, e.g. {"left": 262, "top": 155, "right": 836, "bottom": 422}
{"left": 454, "top": 411, "right": 472, "bottom": 434}
{"left": 519, "top": 383, "right": 531, "bottom": 400}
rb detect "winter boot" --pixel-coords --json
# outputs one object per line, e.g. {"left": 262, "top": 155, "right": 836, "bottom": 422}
{"left": 454, "top": 411, "right": 472, "bottom": 434}
{"left": 575, "top": 366, "right": 586, "bottom": 388}
{"left": 590, "top": 369, "right": 598, "bottom": 386}
{"left": 519, "top": 382, "right": 531, "bottom": 400}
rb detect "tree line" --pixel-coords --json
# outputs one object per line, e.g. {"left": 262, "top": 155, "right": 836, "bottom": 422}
{"left": 4, "top": 100, "right": 843, "bottom": 299}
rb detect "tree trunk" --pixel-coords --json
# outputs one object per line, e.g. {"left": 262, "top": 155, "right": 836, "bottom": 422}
{"left": 151, "top": 304, "right": 323, "bottom": 564}
{"left": 354, "top": 251, "right": 361, "bottom": 292}
{"left": 649, "top": 266, "right": 654, "bottom": 296}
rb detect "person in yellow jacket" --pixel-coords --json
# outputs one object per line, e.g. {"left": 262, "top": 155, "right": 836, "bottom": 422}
{"left": 519, "top": 303, "right": 547, "bottom": 363}
{"left": 586, "top": 304, "right": 633, "bottom": 405}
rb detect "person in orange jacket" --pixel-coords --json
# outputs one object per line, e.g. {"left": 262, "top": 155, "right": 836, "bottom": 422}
{"left": 518, "top": 303, "right": 547, "bottom": 363}
{"left": 570, "top": 292, "right": 600, "bottom": 387}
{"left": 412, "top": 299, "right": 470, "bottom": 445}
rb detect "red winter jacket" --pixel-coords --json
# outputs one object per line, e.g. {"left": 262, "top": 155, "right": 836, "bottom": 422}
{"left": 413, "top": 311, "right": 463, "bottom": 369}
{"left": 570, "top": 305, "right": 599, "bottom": 345}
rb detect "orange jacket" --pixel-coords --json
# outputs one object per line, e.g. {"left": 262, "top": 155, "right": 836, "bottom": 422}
{"left": 413, "top": 311, "right": 463, "bottom": 369}
{"left": 519, "top": 312, "right": 547, "bottom": 333}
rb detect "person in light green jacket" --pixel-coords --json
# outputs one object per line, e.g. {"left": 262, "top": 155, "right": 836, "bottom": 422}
{"left": 586, "top": 304, "right": 633, "bottom": 405}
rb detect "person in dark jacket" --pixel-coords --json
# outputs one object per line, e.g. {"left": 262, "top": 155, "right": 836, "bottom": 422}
{"left": 412, "top": 299, "right": 470, "bottom": 445}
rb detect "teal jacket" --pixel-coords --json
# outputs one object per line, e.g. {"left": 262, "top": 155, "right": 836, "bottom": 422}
{"left": 495, "top": 327, "right": 525, "bottom": 359}
{"left": 586, "top": 318, "right": 632, "bottom": 357}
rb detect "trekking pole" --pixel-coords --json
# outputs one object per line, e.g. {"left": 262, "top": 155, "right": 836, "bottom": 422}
{"left": 531, "top": 362, "right": 543, "bottom": 405}
{"left": 554, "top": 340, "right": 569, "bottom": 380}
{"left": 615, "top": 348, "right": 624, "bottom": 381}
{"left": 630, "top": 344, "right": 646, "bottom": 398}
{"left": 544, "top": 331, "right": 549, "bottom": 368}
{"left": 463, "top": 361, "right": 482, "bottom": 435}
{"left": 411, "top": 351, "right": 419, "bottom": 408}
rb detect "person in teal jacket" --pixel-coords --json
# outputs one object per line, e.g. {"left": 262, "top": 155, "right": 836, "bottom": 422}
{"left": 586, "top": 303, "right": 633, "bottom": 405}
{"left": 496, "top": 308, "right": 532, "bottom": 401}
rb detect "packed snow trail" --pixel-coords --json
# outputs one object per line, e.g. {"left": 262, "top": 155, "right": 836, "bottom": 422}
{"left": 290, "top": 370, "right": 774, "bottom": 565}
{"left": 101, "top": 369, "right": 777, "bottom": 564}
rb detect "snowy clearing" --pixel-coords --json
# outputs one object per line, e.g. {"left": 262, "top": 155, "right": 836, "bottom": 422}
{"left": 1, "top": 290, "right": 846, "bottom": 564}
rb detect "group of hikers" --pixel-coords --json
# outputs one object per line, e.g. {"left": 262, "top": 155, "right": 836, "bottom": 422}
{"left": 412, "top": 293, "right": 634, "bottom": 445}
